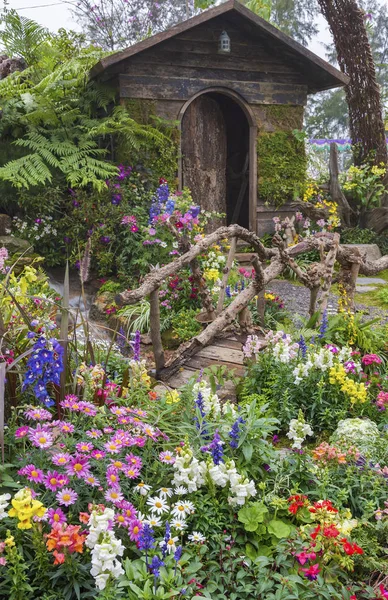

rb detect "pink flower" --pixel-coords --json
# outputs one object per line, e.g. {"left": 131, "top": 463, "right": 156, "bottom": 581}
{"left": 129, "top": 518, "right": 143, "bottom": 541}
{"left": 52, "top": 452, "right": 72, "bottom": 466}
{"left": 84, "top": 474, "right": 100, "bottom": 487}
{"left": 115, "top": 512, "right": 130, "bottom": 528}
{"left": 0, "top": 557, "right": 6, "bottom": 566}
{"left": 20, "top": 464, "right": 45, "bottom": 483}
{"left": 122, "top": 465, "right": 140, "bottom": 479}
{"left": 125, "top": 453, "right": 142, "bottom": 469}
{"left": 56, "top": 488, "right": 78, "bottom": 506}
{"left": 362, "top": 354, "right": 382, "bottom": 366}
{"left": 15, "top": 426, "right": 29, "bottom": 438}
{"left": 78, "top": 401, "right": 97, "bottom": 416}
{"left": 91, "top": 449, "right": 106, "bottom": 460}
{"left": 104, "top": 488, "right": 124, "bottom": 504}
{"left": 47, "top": 507, "right": 67, "bottom": 526}
{"left": 301, "top": 563, "right": 320, "bottom": 581}
{"left": 104, "top": 440, "right": 122, "bottom": 454}
{"left": 56, "top": 421, "right": 75, "bottom": 434}
{"left": 65, "top": 454, "right": 91, "bottom": 479}
{"left": 106, "top": 467, "right": 120, "bottom": 487}
{"left": 159, "top": 451, "right": 176, "bottom": 464}
{"left": 29, "top": 426, "right": 54, "bottom": 449}
{"left": 24, "top": 407, "right": 52, "bottom": 421}
{"left": 76, "top": 441, "right": 94, "bottom": 453}
{"left": 45, "top": 470, "right": 69, "bottom": 492}
{"left": 86, "top": 428, "right": 102, "bottom": 439}
{"left": 117, "top": 500, "right": 137, "bottom": 520}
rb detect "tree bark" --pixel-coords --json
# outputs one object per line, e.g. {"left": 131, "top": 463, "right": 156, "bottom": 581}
{"left": 329, "top": 143, "right": 353, "bottom": 226}
{"left": 317, "top": 233, "right": 340, "bottom": 317}
{"left": 217, "top": 236, "right": 237, "bottom": 314}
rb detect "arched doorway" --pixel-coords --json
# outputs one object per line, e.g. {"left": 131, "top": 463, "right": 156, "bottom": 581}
{"left": 180, "top": 89, "right": 257, "bottom": 232}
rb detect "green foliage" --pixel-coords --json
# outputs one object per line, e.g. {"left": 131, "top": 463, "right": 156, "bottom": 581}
{"left": 257, "top": 131, "right": 307, "bottom": 205}
{"left": 376, "top": 286, "right": 388, "bottom": 306}
{"left": 0, "top": 10, "right": 50, "bottom": 64}
{"left": 340, "top": 227, "right": 388, "bottom": 255}
{"left": 171, "top": 308, "right": 201, "bottom": 342}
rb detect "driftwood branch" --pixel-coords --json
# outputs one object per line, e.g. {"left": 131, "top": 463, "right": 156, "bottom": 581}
{"left": 317, "top": 232, "right": 340, "bottom": 317}
{"left": 329, "top": 143, "right": 353, "bottom": 227}
{"left": 217, "top": 236, "right": 237, "bottom": 314}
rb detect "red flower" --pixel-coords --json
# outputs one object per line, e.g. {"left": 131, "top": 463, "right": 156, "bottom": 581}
{"left": 323, "top": 524, "right": 340, "bottom": 538}
{"left": 287, "top": 494, "right": 308, "bottom": 514}
{"left": 309, "top": 500, "right": 338, "bottom": 513}
{"left": 340, "top": 538, "right": 363, "bottom": 555}
{"left": 310, "top": 525, "right": 321, "bottom": 540}
{"left": 301, "top": 563, "right": 320, "bottom": 581}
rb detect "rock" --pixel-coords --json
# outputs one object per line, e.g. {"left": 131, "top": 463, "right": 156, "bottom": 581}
{"left": 0, "top": 214, "right": 12, "bottom": 236}
{"left": 141, "top": 333, "right": 152, "bottom": 345}
{"left": 356, "top": 277, "right": 386, "bottom": 286}
{"left": 0, "top": 235, "right": 32, "bottom": 255}
{"left": 342, "top": 243, "right": 382, "bottom": 262}
{"left": 356, "top": 285, "right": 379, "bottom": 293}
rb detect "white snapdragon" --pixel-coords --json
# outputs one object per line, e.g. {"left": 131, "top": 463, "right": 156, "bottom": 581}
{"left": 193, "top": 381, "right": 221, "bottom": 417}
{"left": 287, "top": 411, "right": 313, "bottom": 449}
{"left": 228, "top": 476, "right": 257, "bottom": 507}
{"left": 87, "top": 507, "right": 124, "bottom": 590}
{"left": 208, "top": 459, "right": 256, "bottom": 506}
{"left": 292, "top": 360, "right": 313, "bottom": 384}
{"left": 0, "top": 493, "right": 11, "bottom": 520}
{"left": 172, "top": 447, "right": 207, "bottom": 493}
{"left": 242, "top": 335, "right": 263, "bottom": 359}
{"left": 311, "top": 347, "right": 334, "bottom": 371}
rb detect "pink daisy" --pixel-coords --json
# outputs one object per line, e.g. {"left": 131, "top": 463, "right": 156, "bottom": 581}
{"left": 91, "top": 449, "right": 106, "bottom": 460}
{"left": 110, "top": 459, "right": 125, "bottom": 470}
{"left": 104, "top": 488, "right": 124, "bottom": 504}
{"left": 50, "top": 421, "right": 75, "bottom": 434}
{"left": 84, "top": 474, "right": 100, "bottom": 487}
{"left": 115, "top": 512, "right": 130, "bottom": 528}
{"left": 20, "top": 464, "right": 45, "bottom": 483}
{"left": 104, "top": 440, "right": 121, "bottom": 454}
{"left": 76, "top": 441, "right": 94, "bottom": 453}
{"left": 106, "top": 467, "right": 120, "bottom": 487}
{"left": 15, "top": 426, "right": 29, "bottom": 438}
{"left": 56, "top": 488, "right": 78, "bottom": 506}
{"left": 45, "top": 470, "right": 69, "bottom": 492}
{"left": 123, "top": 465, "right": 140, "bottom": 479}
{"left": 103, "top": 427, "right": 114, "bottom": 434}
{"left": 29, "top": 427, "right": 53, "bottom": 449}
{"left": 128, "top": 518, "right": 143, "bottom": 541}
{"left": 110, "top": 406, "right": 128, "bottom": 416}
{"left": 125, "top": 453, "right": 143, "bottom": 469}
{"left": 117, "top": 416, "right": 131, "bottom": 425}
{"left": 65, "top": 455, "right": 91, "bottom": 479}
{"left": 78, "top": 401, "right": 97, "bottom": 416}
{"left": 52, "top": 452, "right": 72, "bottom": 466}
{"left": 159, "top": 451, "right": 176, "bottom": 464}
{"left": 86, "top": 429, "right": 102, "bottom": 439}
{"left": 60, "top": 395, "right": 80, "bottom": 410}
{"left": 46, "top": 507, "right": 66, "bottom": 526}
{"left": 117, "top": 500, "right": 137, "bottom": 520}
{"left": 24, "top": 407, "right": 52, "bottom": 421}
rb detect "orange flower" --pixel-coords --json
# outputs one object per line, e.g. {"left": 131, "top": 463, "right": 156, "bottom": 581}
{"left": 46, "top": 524, "right": 86, "bottom": 561}
{"left": 79, "top": 512, "right": 90, "bottom": 524}
{"left": 53, "top": 550, "right": 65, "bottom": 565}
{"left": 148, "top": 391, "right": 158, "bottom": 401}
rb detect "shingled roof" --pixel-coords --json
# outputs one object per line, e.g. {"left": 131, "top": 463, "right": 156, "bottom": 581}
{"left": 90, "top": 0, "right": 348, "bottom": 93}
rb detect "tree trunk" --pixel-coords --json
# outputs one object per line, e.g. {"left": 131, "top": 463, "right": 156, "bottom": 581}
{"left": 182, "top": 95, "right": 227, "bottom": 229}
{"left": 149, "top": 289, "right": 165, "bottom": 373}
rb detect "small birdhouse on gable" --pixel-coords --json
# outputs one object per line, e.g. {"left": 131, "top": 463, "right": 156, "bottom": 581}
{"left": 91, "top": 0, "right": 348, "bottom": 235}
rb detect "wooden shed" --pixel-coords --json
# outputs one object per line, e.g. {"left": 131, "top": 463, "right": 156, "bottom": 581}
{"left": 91, "top": 0, "right": 348, "bottom": 234}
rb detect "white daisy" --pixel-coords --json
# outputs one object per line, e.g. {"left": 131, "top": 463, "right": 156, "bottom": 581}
{"left": 174, "top": 486, "right": 188, "bottom": 496}
{"left": 147, "top": 496, "right": 170, "bottom": 515}
{"left": 171, "top": 519, "right": 187, "bottom": 532}
{"left": 188, "top": 531, "right": 206, "bottom": 543}
{"left": 171, "top": 502, "right": 188, "bottom": 519}
{"left": 134, "top": 482, "right": 151, "bottom": 496}
{"left": 144, "top": 515, "right": 163, "bottom": 528}
{"left": 183, "top": 500, "right": 195, "bottom": 514}
{"left": 137, "top": 511, "right": 147, "bottom": 524}
{"left": 158, "top": 487, "right": 173, "bottom": 498}
{"left": 159, "top": 536, "right": 179, "bottom": 554}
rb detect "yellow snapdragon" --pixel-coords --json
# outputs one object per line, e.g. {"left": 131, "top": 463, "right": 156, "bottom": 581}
{"left": 329, "top": 365, "right": 367, "bottom": 404}
{"left": 165, "top": 389, "right": 180, "bottom": 405}
{"left": 8, "top": 488, "right": 46, "bottom": 529}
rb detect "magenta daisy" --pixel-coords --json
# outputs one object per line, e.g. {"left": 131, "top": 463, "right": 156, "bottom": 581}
{"left": 29, "top": 427, "right": 53, "bottom": 449}
{"left": 84, "top": 474, "right": 100, "bottom": 487}
{"left": 56, "top": 488, "right": 78, "bottom": 506}
{"left": 21, "top": 464, "right": 45, "bottom": 483}
{"left": 78, "top": 401, "right": 97, "bottom": 416}
{"left": 104, "top": 440, "right": 121, "bottom": 454}
{"left": 46, "top": 507, "right": 67, "bottom": 526}
{"left": 65, "top": 455, "right": 91, "bottom": 479}
{"left": 76, "top": 441, "right": 94, "bottom": 453}
{"left": 106, "top": 467, "right": 120, "bottom": 487}
{"left": 51, "top": 452, "right": 72, "bottom": 466}
{"left": 44, "top": 470, "right": 69, "bottom": 492}
{"left": 110, "top": 406, "right": 128, "bottom": 416}
{"left": 117, "top": 500, "right": 137, "bottom": 520}
{"left": 104, "top": 488, "right": 124, "bottom": 504}
{"left": 125, "top": 453, "right": 142, "bottom": 469}
{"left": 123, "top": 465, "right": 140, "bottom": 479}
{"left": 110, "top": 459, "right": 125, "bottom": 470}
{"left": 91, "top": 449, "right": 106, "bottom": 460}
{"left": 159, "top": 451, "right": 176, "bottom": 464}
{"left": 15, "top": 426, "right": 29, "bottom": 438}
{"left": 60, "top": 395, "right": 80, "bottom": 410}
{"left": 115, "top": 512, "right": 130, "bottom": 528}
{"left": 86, "top": 429, "right": 102, "bottom": 439}
{"left": 129, "top": 518, "right": 143, "bottom": 541}
{"left": 103, "top": 427, "right": 114, "bottom": 434}
{"left": 117, "top": 416, "right": 131, "bottom": 425}
{"left": 24, "top": 407, "right": 52, "bottom": 421}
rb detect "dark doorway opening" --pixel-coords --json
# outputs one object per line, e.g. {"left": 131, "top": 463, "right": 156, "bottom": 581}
{"left": 181, "top": 91, "right": 250, "bottom": 230}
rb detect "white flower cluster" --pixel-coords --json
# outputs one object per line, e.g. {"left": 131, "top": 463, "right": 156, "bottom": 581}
{"left": 331, "top": 418, "right": 380, "bottom": 456}
{"left": 201, "top": 250, "right": 226, "bottom": 271}
{"left": 208, "top": 460, "right": 257, "bottom": 507}
{"left": 287, "top": 412, "right": 313, "bottom": 449}
{"left": 13, "top": 216, "right": 58, "bottom": 242}
{"left": 172, "top": 447, "right": 207, "bottom": 493}
{"left": 292, "top": 346, "right": 355, "bottom": 384}
{"left": 193, "top": 381, "right": 221, "bottom": 417}
{"left": 86, "top": 507, "right": 124, "bottom": 590}
{"left": 0, "top": 493, "right": 10, "bottom": 520}
{"left": 265, "top": 330, "right": 299, "bottom": 363}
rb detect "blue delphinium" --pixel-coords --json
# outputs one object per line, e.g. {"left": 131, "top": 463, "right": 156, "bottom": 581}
{"left": 318, "top": 309, "right": 328, "bottom": 339}
{"left": 156, "top": 182, "right": 169, "bottom": 203}
{"left": 298, "top": 335, "right": 307, "bottom": 359}
{"left": 174, "top": 545, "right": 182, "bottom": 576}
{"left": 150, "top": 555, "right": 164, "bottom": 593}
{"left": 160, "top": 522, "right": 171, "bottom": 557}
{"left": 131, "top": 330, "right": 141, "bottom": 362}
{"left": 23, "top": 336, "right": 64, "bottom": 407}
{"left": 225, "top": 285, "right": 231, "bottom": 298}
{"left": 201, "top": 429, "right": 224, "bottom": 465}
{"left": 229, "top": 416, "right": 245, "bottom": 449}
{"left": 138, "top": 524, "right": 155, "bottom": 567}
{"left": 165, "top": 199, "right": 175, "bottom": 215}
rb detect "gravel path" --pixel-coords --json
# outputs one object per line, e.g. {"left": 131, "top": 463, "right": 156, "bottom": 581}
{"left": 268, "top": 279, "right": 388, "bottom": 325}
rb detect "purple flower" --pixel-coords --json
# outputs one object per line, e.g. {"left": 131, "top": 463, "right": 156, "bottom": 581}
{"left": 201, "top": 429, "right": 224, "bottom": 465}
{"left": 229, "top": 416, "right": 245, "bottom": 449}
{"left": 63, "top": 236, "right": 72, "bottom": 244}
{"left": 132, "top": 330, "right": 141, "bottom": 362}
{"left": 47, "top": 507, "right": 67, "bottom": 526}
{"left": 100, "top": 236, "right": 111, "bottom": 244}
{"left": 111, "top": 194, "right": 122, "bottom": 205}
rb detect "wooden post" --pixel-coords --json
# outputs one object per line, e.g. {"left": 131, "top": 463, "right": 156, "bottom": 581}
{"left": 309, "top": 286, "right": 320, "bottom": 317}
{"left": 149, "top": 289, "right": 165, "bottom": 373}
{"left": 256, "top": 289, "right": 265, "bottom": 327}
{"left": 318, "top": 232, "right": 340, "bottom": 318}
{"left": 217, "top": 236, "right": 237, "bottom": 314}
{"left": 329, "top": 143, "right": 352, "bottom": 227}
